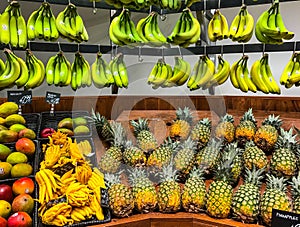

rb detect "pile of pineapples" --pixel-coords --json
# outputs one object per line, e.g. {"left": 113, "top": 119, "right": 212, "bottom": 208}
{"left": 91, "top": 108, "right": 300, "bottom": 226}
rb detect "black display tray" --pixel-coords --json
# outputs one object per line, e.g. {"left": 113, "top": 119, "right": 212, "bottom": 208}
{"left": 22, "top": 113, "right": 40, "bottom": 135}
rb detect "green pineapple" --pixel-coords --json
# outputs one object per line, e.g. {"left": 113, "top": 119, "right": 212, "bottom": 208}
{"left": 270, "top": 128, "right": 298, "bottom": 177}
{"left": 254, "top": 114, "right": 282, "bottom": 152}
{"left": 235, "top": 108, "right": 257, "bottom": 147}
{"left": 291, "top": 172, "right": 300, "bottom": 214}
{"left": 130, "top": 118, "right": 158, "bottom": 153}
{"left": 243, "top": 140, "right": 268, "bottom": 171}
{"left": 123, "top": 140, "right": 147, "bottom": 168}
{"left": 231, "top": 167, "right": 265, "bottom": 223}
{"left": 181, "top": 167, "right": 206, "bottom": 213}
{"left": 215, "top": 114, "right": 235, "bottom": 143}
{"left": 90, "top": 108, "right": 112, "bottom": 141}
{"left": 157, "top": 164, "right": 181, "bottom": 213}
{"left": 190, "top": 118, "right": 211, "bottom": 149}
{"left": 260, "top": 174, "right": 292, "bottom": 226}
{"left": 169, "top": 107, "right": 193, "bottom": 141}
{"left": 105, "top": 172, "right": 134, "bottom": 218}
{"left": 128, "top": 168, "right": 157, "bottom": 213}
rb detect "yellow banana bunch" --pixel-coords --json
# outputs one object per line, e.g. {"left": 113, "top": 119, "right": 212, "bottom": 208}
{"left": 229, "top": 5, "right": 254, "bottom": 43}
{"left": 88, "top": 170, "right": 106, "bottom": 190}
{"left": 159, "top": 0, "right": 182, "bottom": 11}
{"left": 91, "top": 52, "right": 114, "bottom": 88}
{"left": 77, "top": 139, "right": 94, "bottom": 156}
{"left": 27, "top": 2, "right": 59, "bottom": 41}
{"left": 71, "top": 206, "right": 94, "bottom": 223}
{"left": 90, "top": 192, "right": 105, "bottom": 220}
{"left": 46, "top": 51, "right": 71, "bottom": 87}
{"left": 208, "top": 9, "right": 229, "bottom": 42}
{"left": 167, "top": 8, "right": 201, "bottom": 47}
{"left": 109, "top": 53, "right": 129, "bottom": 88}
{"left": 0, "top": 2, "right": 27, "bottom": 48}
{"left": 147, "top": 58, "right": 173, "bottom": 89}
{"left": 70, "top": 52, "right": 91, "bottom": 90}
{"left": 136, "top": 12, "right": 167, "bottom": 47}
{"left": 255, "top": 0, "right": 294, "bottom": 44}
{"left": 280, "top": 52, "right": 300, "bottom": 88}
{"left": 56, "top": 3, "right": 89, "bottom": 42}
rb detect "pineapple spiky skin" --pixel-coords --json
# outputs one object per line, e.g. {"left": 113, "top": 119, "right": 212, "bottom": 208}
{"left": 169, "top": 107, "right": 193, "bottom": 141}
{"left": 181, "top": 168, "right": 206, "bottom": 213}
{"left": 190, "top": 118, "right": 211, "bottom": 149}
{"left": 260, "top": 174, "right": 292, "bottom": 226}
{"left": 123, "top": 141, "right": 147, "bottom": 168}
{"left": 98, "top": 152, "right": 121, "bottom": 173}
{"left": 243, "top": 141, "right": 268, "bottom": 171}
{"left": 291, "top": 173, "right": 300, "bottom": 214}
{"left": 90, "top": 108, "right": 112, "bottom": 141}
{"left": 215, "top": 114, "right": 235, "bottom": 144}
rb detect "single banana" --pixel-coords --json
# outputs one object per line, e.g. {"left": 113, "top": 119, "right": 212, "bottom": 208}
{"left": 0, "top": 8, "right": 11, "bottom": 45}
{"left": 117, "top": 54, "right": 129, "bottom": 88}
{"left": 16, "top": 7, "right": 28, "bottom": 48}
{"left": 196, "top": 55, "right": 215, "bottom": 88}
{"left": 176, "top": 58, "right": 191, "bottom": 86}
{"left": 219, "top": 11, "right": 229, "bottom": 39}
{"left": 15, "top": 57, "right": 29, "bottom": 88}
{"left": 230, "top": 58, "right": 242, "bottom": 89}
{"left": 229, "top": 7, "right": 242, "bottom": 40}
{"left": 235, "top": 56, "right": 249, "bottom": 92}
{"left": 275, "top": 2, "right": 294, "bottom": 40}
{"left": 208, "top": 55, "right": 230, "bottom": 87}
{"left": 110, "top": 57, "right": 123, "bottom": 88}
{"left": 9, "top": 7, "right": 19, "bottom": 48}
{"left": 250, "top": 58, "right": 269, "bottom": 93}
{"left": 187, "top": 57, "right": 201, "bottom": 89}
{"left": 242, "top": 56, "right": 257, "bottom": 93}
{"left": 148, "top": 60, "right": 160, "bottom": 84}
{"left": 27, "top": 7, "right": 40, "bottom": 40}
{"left": 0, "top": 49, "right": 21, "bottom": 88}
{"left": 45, "top": 55, "right": 57, "bottom": 85}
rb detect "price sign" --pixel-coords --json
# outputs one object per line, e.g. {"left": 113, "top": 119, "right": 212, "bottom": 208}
{"left": 7, "top": 91, "right": 32, "bottom": 105}
{"left": 272, "top": 209, "right": 300, "bottom": 227}
{"left": 45, "top": 91, "right": 60, "bottom": 105}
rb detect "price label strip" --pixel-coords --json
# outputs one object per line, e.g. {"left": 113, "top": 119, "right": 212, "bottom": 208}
{"left": 7, "top": 91, "right": 32, "bottom": 114}
{"left": 272, "top": 209, "right": 300, "bottom": 227}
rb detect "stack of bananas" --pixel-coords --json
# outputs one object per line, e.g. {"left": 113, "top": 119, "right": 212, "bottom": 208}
{"left": 110, "top": 53, "right": 129, "bottom": 88}
{"left": 250, "top": 54, "right": 281, "bottom": 94}
{"left": 46, "top": 51, "right": 72, "bottom": 87}
{"left": 27, "top": 2, "right": 59, "bottom": 41}
{"left": 230, "top": 55, "right": 257, "bottom": 93}
{"left": 91, "top": 52, "right": 114, "bottom": 88}
{"left": 208, "top": 9, "right": 229, "bottom": 42}
{"left": 136, "top": 12, "right": 167, "bottom": 47}
{"left": 255, "top": 0, "right": 294, "bottom": 44}
{"left": 280, "top": 52, "right": 300, "bottom": 88}
{"left": 167, "top": 8, "right": 201, "bottom": 47}
{"left": 147, "top": 58, "right": 172, "bottom": 89}
{"left": 0, "top": 1, "right": 27, "bottom": 48}
{"left": 229, "top": 5, "right": 254, "bottom": 43}
{"left": 159, "top": 0, "right": 182, "bottom": 11}
{"left": 56, "top": 3, "right": 89, "bottom": 42}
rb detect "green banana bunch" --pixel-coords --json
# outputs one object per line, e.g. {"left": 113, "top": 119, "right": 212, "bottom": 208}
{"left": 187, "top": 55, "right": 215, "bottom": 90}
{"left": 105, "top": 0, "right": 153, "bottom": 11}
{"left": 280, "top": 52, "right": 300, "bottom": 88}
{"left": 208, "top": 9, "right": 229, "bottom": 42}
{"left": 109, "top": 9, "right": 142, "bottom": 46}
{"left": 0, "top": 2, "right": 27, "bottom": 48}
{"left": 27, "top": 2, "right": 59, "bottom": 41}
{"left": 159, "top": 0, "right": 182, "bottom": 11}
{"left": 109, "top": 53, "right": 129, "bottom": 88}
{"left": 229, "top": 5, "right": 254, "bottom": 43}
{"left": 56, "top": 3, "right": 89, "bottom": 43}
{"left": 136, "top": 12, "right": 167, "bottom": 47}
{"left": 70, "top": 52, "right": 91, "bottom": 90}
{"left": 45, "top": 51, "right": 71, "bottom": 87}
{"left": 255, "top": 0, "right": 294, "bottom": 44}
{"left": 167, "top": 8, "right": 201, "bottom": 47}
{"left": 147, "top": 58, "right": 172, "bottom": 89}
{"left": 24, "top": 49, "right": 45, "bottom": 90}
{"left": 91, "top": 52, "right": 114, "bottom": 88}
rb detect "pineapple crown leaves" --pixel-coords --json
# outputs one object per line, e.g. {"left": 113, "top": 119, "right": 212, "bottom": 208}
{"left": 245, "top": 140, "right": 256, "bottom": 149}
{"left": 265, "top": 174, "right": 288, "bottom": 192}
{"left": 291, "top": 172, "right": 300, "bottom": 198}
{"left": 104, "top": 171, "right": 123, "bottom": 188}
{"left": 176, "top": 137, "right": 196, "bottom": 152}
{"left": 240, "top": 108, "right": 257, "bottom": 125}
{"left": 212, "top": 161, "right": 234, "bottom": 184}
{"left": 207, "top": 138, "right": 224, "bottom": 151}
{"left": 262, "top": 114, "right": 282, "bottom": 130}
{"left": 197, "top": 118, "right": 212, "bottom": 129}
{"left": 130, "top": 118, "right": 151, "bottom": 136}
{"left": 109, "top": 121, "right": 126, "bottom": 147}
{"left": 244, "top": 166, "right": 265, "bottom": 187}
{"left": 188, "top": 166, "right": 205, "bottom": 180}
{"left": 158, "top": 163, "right": 179, "bottom": 183}
{"left": 175, "top": 107, "right": 193, "bottom": 125}
{"left": 223, "top": 142, "right": 244, "bottom": 157}
{"left": 275, "top": 128, "right": 298, "bottom": 150}
{"left": 127, "top": 168, "right": 148, "bottom": 186}
{"left": 219, "top": 113, "right": 234, "bottom": 124}
{"left": 124, "top": 140, "right": 135, "bottom": 149}
{"left": 161, "top": 136, "right": 180, "bottom": 150}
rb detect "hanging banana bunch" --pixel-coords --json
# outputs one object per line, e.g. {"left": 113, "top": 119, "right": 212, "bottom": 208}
{"left": 159, "top": 0, "right": 182, "bottom": 11}
{"left": 109, "top": 53, "right": 129, "bottom": 88}
{"left": 56, "top": 3, "right": 89, "bottom": 42}
{"left": 0, "top": 1, "right": 27, "bottom": 48}
{"left": 27, "top": 2, "right": 59, "bottom": 41}
{"left": 229, "top": 5, "right": 254, "bottom": 43}
{"left": 207, "top": 9, "right": 229, "bottom": 42}
{"left": 105, "top": 0, "right": 153, "bottom": 11}
{"left": 255, "top": 0, "right": 294, "bottom": 44}
{"left": 46, "top": 51, "right": 71, "bottom": 87}
{"left": 280, "top": 52, "right": 300, "bottom": 88}
{"left": 0, "top": 49, "right": 20, "bottom": 89}
{"left": 147, "top": 58, "right": 172, "bottom": 89}
{"left": 91, "top": 52, "right": 114, "bottom": 88}
{"left": 167, "top": 8, "right": 201, "bottom": 47}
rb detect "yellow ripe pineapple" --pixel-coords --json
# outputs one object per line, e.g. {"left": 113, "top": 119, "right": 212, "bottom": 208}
{"left": 123, "top": 140, "right": 147, "bottom": 168}
{"left": 215, "top": 114, "right": 235, "bottom": 143}
{"left": 169, "top": 107, "right": 193, "bottom": 141}
{"left": 190, "top": 118, "right": 211, "bottom": 149}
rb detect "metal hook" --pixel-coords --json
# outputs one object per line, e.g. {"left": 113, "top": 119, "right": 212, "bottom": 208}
{"left": 111, "top": 45, "right": 114, "bottom": 60}
{"left": 77, "top": 43, "right": 80, "bottom": 52}
{"left": 44, "top": 0, "right": 47, "bottom": 3}
{"left": 178, "top": 46, "right": 183, "bottom": 59}
{"left": 68, "top": 0, "right": 71, "bottom": 5}
{"left": 149, "top": 5, "right": 152, "bottom": 13}
{"left": 138, "top": 47, "right": 143, "bottom": 62}
{"left": 242, "top": 44, "right": 245, "bottom": 56}
{"left": 262, "top": 43, "right": 265, "bottom": 56}
{"left": 28, "top": 40, "right": 31, "bottom": 50}
{"left": 204, "top": 0, "right": 207, "bottom": 13}
{"left": 92, "top": 0, "right": 97, "bottom": 14}
{"left": 8, "top": 43, "right": 12, "bottom": 50}
{"left": 161, "top": 46, "right": 165, "bottom": 62}
{"left": 204, "top": 45, "right": 207, "bottom": 56}
{"left": 293, "top": 41, "right": 297, "bottom": 53}
{"left": 98, "top": 44, "right": 101, "bottom": 53}
{"left": 58, "top": 42, "right": 62, "bottom": 52}
{"left": 218, "top": 0, "right": 221, "bottom": 9}
{"left": 115, "top": 45, "right": 118, "bottom": 56}
{"left": 160, "top": 9, "right": 167, "bottom": 21}
{"left": 242, "top": 0, "right": 244, "bottom": 6}
{"left": 220, "top": 45, "right": 224, "bottom": 57}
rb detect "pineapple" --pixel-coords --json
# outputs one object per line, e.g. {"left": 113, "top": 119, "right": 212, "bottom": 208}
{"left": 243, "top": 140, "right": 268, "bottom": 171}
{"left": 105, "top": 173, "right": 134, "bottom": 218}
{"left": 254, "top": 114, "right": 282, "bottom": 152}
{"left": 231, "top": 167, "right": 265, "bottom": 223}
{"left": 194, "top": 139, "right": 223, "bottom": 175}
{"left": 235, "top": 108, "right": 257, "bottom": 147}
{"left": 173, "top": 137, "right": 197, "bottom": 181}
{"left": 128, "top": 168, "right": 157, "bottom": 213}
{"left": 291, "top": 172, "right": 300, "bottom": 214}
{"left": 123, "top": 140, "right": 147, "bottom": 168}
{"left": 215, "top": 114, "right": 235, "bottom": 143}
{"left": 270, "top": 128, "right": 298, "bottom": 178}
{"left": 90, "top": 108, "right": 112, "bottom": 141}
{"left": 181, "top": 167, "right": 206, "bottom": 213}
{"left": 169, "top": 107, "right": 193, "bottom": 141}
{"left": 190, "top": 118, "right": 211, "bottom": 149}
{"left": 260, "top": 174, "right": 292, "bottom": 226}
{"left": 130, "top": 118, "right": 158, "bottom": 153}
{"left": 157, "top": 164, "right": 181, "bottom": 213}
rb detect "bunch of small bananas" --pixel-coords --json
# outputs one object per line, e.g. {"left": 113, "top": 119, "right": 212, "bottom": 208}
{"left": 250, "top": 54, "right": 281, "bottom": 94}
{"left": 136, "top": 12, "right": 167, "bottom": 47}
{"left": 71, "top": 52, "right": 92, "bottom": 90}
{"left": 280, "top": 52, "right": 300, "bottom": 88}
{"left": 167, "top": 8, "right": 201, "bottom": 47}
{"left": 159, "top": 0, "right": 182, "bottom": 11}
{"left": 0, "top": 1, "right": 27, "bottom": 48}
{"left": 27, "top": 2, "right": 59, "bottom": 41}
{"left": 147, "top": 58, "right": 172, "bottom": 89}
{"left": 105, "top": 0, "right": 154, "bottom": 10}
{"left": 230, "top": 55, "right": 257, "bottom": 93}
{"left": 255, "top": 0, "right": 294, "bottom": 44}
{"left": 46, "top": 51, "right": 71, "bottom": 87}
{"left": 110, "top": 53, "right": 129, "bottom": 88}
{"left": 56, "top": 3, "right": 89, "bottom": 42}
{"left": 229, "top": 5, "right": 254, "bottom": 43}
{"left": 91, "top": 52, "right": 114, "bottom": 88}
{"left": 208, "top": 9, "right": 229, "bottom": 42}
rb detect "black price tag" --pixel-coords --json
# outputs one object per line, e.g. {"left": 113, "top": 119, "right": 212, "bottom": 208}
{"left": 7, "top": 91, "right": 32, "bottom": 105}
{"left": 272, "top": 209, "right": 300, "bottom": 227}
{"left": 46, "top": 91, "right": 60, "bottom": 105}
